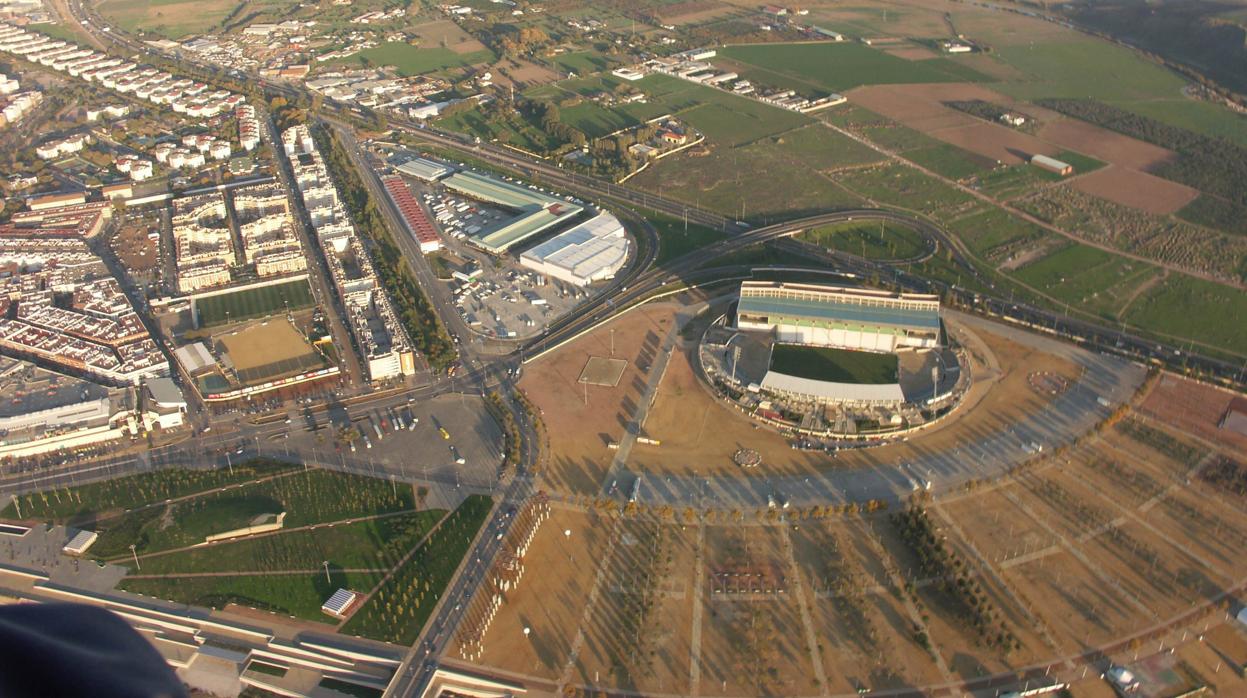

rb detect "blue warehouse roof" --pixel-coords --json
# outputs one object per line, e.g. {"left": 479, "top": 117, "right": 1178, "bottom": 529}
{"left": 737, "top": 295, "right": 940, "bottom": 332}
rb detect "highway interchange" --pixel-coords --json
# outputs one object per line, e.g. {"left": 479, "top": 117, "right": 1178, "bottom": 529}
{"left": 15, "top": 8, "right": 1247, "bottom": 696}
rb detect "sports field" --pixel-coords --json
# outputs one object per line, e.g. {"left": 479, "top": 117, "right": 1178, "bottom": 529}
{"left": 196, "top": 279, "right": 314, "bottom": 327}
{"left": 336, "top": 42, "right": 494, "bottom": 76}
{"left": 769, "top": 344, "right": 899, "bottom": 384}
{"left": 217, "top": 318, "right": 325, "bottom": 385}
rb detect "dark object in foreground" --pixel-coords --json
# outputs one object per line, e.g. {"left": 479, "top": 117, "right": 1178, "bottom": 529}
{"left": 0, "top": 602, "right": 185, "bottom": 697}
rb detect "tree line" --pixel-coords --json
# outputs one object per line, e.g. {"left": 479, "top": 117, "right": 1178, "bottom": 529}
{"left": 313, "top": 125, "right": 457, "bottom": 370}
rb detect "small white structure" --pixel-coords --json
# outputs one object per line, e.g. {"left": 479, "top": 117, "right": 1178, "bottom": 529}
{"left": 321, "top": 588, "right": 359, "bottom": 618}
{"left": 63, "top": 529, "right": 99, "bottom": 555}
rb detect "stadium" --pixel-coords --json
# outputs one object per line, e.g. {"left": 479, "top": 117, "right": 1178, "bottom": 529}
{"left": 700, "top": 281, "right": 965, "bottom": 437}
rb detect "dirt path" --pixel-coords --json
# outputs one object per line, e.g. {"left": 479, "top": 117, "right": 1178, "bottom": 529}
{"left": 1115, "top": 268, "right": 1167, "bottom": 321}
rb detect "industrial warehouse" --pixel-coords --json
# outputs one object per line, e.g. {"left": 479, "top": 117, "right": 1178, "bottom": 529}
{"left": 518, "top": 212, "right": 630, "bottom": 287}
{"left": 699, "top": 281, "right": 967, "bottom": 438}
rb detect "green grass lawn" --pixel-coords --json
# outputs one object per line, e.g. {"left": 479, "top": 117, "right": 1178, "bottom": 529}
{"left": 1010, "top": 243, "right": 1160, "bottom": 318}
{"left": 127, "top": 510, "right": 446, "bottom": 574}
{"left": 1, "top": 461, "right": 294, "bottom": 522}
{"left": 652, "top": 214, "right": 727, "bottom": 265}
{"left": 904, "top": 143, "right": 995, "bottom": 180}
{"left": 947, "top": 207, "right": 1051, "bottom": 257}
{"left": 196, "top": 279, "right": 314, "bottom": 327}
{"left": 769, "top": 344, "right": 899, "bottom": 384}
{"left": 837, "top": 162, "right": 975, "bottom": 222}
{"left": 719, "top": 42, "right": 990, "bottom": 95}
{"left": 121, "top": 569, "right": 383, "bottom": 623}
{"left": 342, "top": 494, "right": 492, "bottom": 644}
{"left": 558, "top": 101, "right": 639, "bottom": 139}
{"left": 761, "top": 123, "right": 884, "bottom": 170}
{"left": 1122, "top": 274, "right": 1247, "bottom": 357}
{"left": 993, "top": 39, "right": 1186, "bottom": 102}
{"left": 549, "top": 50, "right": 612, "bottom": 75}
{"left": 799, "top": 220, "right": 930, "bottom": 261}
{"left": 92, "top": 469, "right": 418, "bottom": 557}
{"left": 335, "top": 42, "right": 494, "bottom": 76}
{"left": 98, "top": 0, "right": 241, "bottom": 38}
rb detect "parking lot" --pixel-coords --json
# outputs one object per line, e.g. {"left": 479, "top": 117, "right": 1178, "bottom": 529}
{"left": 276, "top": 393, "right": 505, "bottom": 490}
{"left": 407, "top": 179, "right": 591, "bottom": 340}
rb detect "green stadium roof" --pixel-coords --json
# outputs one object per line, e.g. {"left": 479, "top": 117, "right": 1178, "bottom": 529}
{"left": 442, "top": 171, "right": 584, "bottom": 253}
{"left": 738, "top": 295, "right": 939, "bottom": 332}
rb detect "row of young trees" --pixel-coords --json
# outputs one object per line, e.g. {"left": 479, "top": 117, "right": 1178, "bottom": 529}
{"left": 890, "top": 506, "right": 1020, "bottom": 654}
{"left": 313, "top": 125, "right": 457, "bottom": 370}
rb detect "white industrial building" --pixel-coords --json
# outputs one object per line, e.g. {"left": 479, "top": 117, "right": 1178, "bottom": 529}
{"left": 396, "top": 157, "right": 452, "bottom": 182}
{"left": 736, "top": 281, "right": 941, "bottom": 352}
{"left": 519, "top": 213, "right": 630, "bottom": 286}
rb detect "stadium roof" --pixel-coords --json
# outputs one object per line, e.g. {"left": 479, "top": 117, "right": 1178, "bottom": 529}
{"left": 396, "top": 157, "right": 452, "bottom": 182}
{"left": 520, "top": 212, "right": 628, "bottom": 280}
{"left": 761, "top": 370, "right": 905, "bottom": 403}
{"left": 738, "top": 294, "right": 939, "bottom": 333}
{"left": 443, "top": 171, "right": 584, "bottom": 253}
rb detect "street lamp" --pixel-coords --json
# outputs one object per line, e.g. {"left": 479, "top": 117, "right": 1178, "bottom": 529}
{"left": 129, "top": 544, "right": 140, "bottom": 571}
{"left": 322, "top": 560, "right": 331, "bottom": 583}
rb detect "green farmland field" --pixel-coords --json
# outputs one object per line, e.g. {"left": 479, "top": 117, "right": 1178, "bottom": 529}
{"left": 1123, "top": 274, "right": 1247, "bottom": 357}
{"left": 1010, "top": 243, "right": 1159, "bottom": 318}
{"left": 770, "top": 344, "right": 899, "bottom": 384}
{"left": 195, "top": 279, "right": 315, "bottom": 327}
{"left": 720, "top": 42, "right": 990, "bottom": 95}
{"left": 800, "top": 220, "right": 930, "bottom": 261}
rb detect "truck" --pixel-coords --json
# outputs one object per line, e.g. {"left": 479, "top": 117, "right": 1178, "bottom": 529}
{"left": 628, "top": 477, "right": 642, "bottom": 503}
{"left": 372, "top": 420, "right": 384, "bottom": 440}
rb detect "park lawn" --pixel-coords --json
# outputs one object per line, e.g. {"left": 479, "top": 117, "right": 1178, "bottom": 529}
{"left": 196, "top": 279, "right": 315, "bottom": 327}
{"left": 799, "top": 220, "right": 929, "bottom": 261}
{"left": 1, "top": 461, "right": 295, "bottom": 522}
{"left": 1010, "top": 243, "right": 1159, "bottom": 317}
{"left": 558, "top": 101, "right": 638, "bottom": 139}
{"left": 128, "top": 510, "right": 447, "bottom": 574}
{"left": 92, "top": 469, "right": 418, "bottom": 557}
{"left": 337, "top": 42, "right": 494, "bottom": 76}
{"left": 903, "top": 143, "right": 995, "bottom": 180}
{"left": 1123, "top": 274, "right": 1247, "bottom": 357}
{"left": 652, "top": 214, "right": 727, "bottom": 265}
{"left": 342, "top": 494, "right": 492, "bottom": 644}
{"left": 947, "top": 207, "right": 1050, "bottom": 257}
{"left": 719, "top": 42, "right": 990, "bottom": 95}
{"left": 770, "top": 344, "right": 899, "bottom": 384}
{"left": 31, "top": 23, "right": 87, "bottom": 43}
{"left": 120, "top": 569, "right": 384, "bottom": 623}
